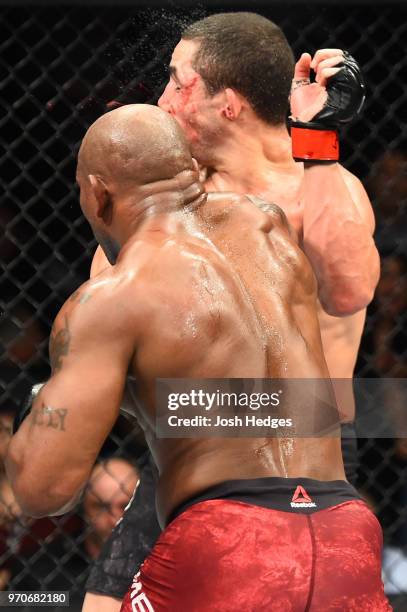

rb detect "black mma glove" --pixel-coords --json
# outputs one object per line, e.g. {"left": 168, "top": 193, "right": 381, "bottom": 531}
{"left": 13, "top": 383, "right": 45, "bottom": 434}
{"left": 290, "top": 51, "right": 366, "bottom": 162}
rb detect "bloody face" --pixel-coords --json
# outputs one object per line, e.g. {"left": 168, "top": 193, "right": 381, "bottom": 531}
{"left": 158, "top": 39, "right": 225, "bottom": 165}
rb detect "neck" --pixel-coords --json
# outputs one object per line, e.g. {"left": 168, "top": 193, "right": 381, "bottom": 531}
{"left": 207, "top": 121, "right": 298, "bottom": 192}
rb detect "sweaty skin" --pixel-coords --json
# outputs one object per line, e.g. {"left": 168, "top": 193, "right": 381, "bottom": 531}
{"left": 124, "top": 189, "right": 345, "bottom": 527}
{"left": 205, "top": 168, "right": 368, "bottom": 420}
{"left": 6, "top": 106, "right": 344, "bottom": 530}
{"left": 91, "top": 169, "right": 368, "bottom": 424}
{"left": 157, "top": 39, "right": 379, "bottom": 423}
{"left": 98, "top": 187, "right": 344, "bottom": 529}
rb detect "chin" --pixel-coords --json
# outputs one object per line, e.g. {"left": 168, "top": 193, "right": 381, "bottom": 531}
{"left": 174, "top": 120, "right": 215, "bottom": 167}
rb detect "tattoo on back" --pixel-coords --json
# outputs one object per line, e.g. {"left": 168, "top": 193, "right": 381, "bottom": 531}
{"left": 69, "top": 289, "right": 92, "bottom": 304}
{"left": 50, "top": 315, "right": 71, "bottom": 373}
{"left": 32, "top": 406, "right": 67, "bottom": 431}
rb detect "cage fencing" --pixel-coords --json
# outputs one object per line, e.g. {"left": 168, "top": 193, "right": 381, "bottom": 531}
{"left": 0, "top": 2, "right": 406, "bottom": 610}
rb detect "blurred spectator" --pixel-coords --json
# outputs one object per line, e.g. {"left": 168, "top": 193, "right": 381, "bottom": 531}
{"left": 83, "top": 458, "right": 140, "bottom": 560}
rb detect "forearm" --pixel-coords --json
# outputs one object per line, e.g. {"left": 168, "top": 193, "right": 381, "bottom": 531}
{"left": 6, "top": 271, "right": 131, "bottom": 517}
{"left": 6, "top": 419, "right": 88, "bottom": 517}
{"left": 302, "top": 163, "right": 379, "bottom": 315}
{"left": 6, "top": 376, "right": 98, "bottom": 517}
{"left": 6, "top": 455, "right": 86, "bottom": 518}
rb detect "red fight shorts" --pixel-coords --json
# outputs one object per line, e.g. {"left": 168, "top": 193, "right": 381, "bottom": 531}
{"left": 120, "top": 477, "right": 391, "bottom": 611}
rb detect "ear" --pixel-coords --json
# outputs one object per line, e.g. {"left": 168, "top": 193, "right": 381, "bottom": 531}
{"left": 88, "top": 175, "right": 112, "bottom": 221}
{"left": 221, "top": 88, "right": 243, "bottom": 121}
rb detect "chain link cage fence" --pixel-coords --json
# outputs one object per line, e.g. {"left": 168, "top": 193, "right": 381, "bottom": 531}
{"left": 0, "top": 0, "right": 406, "bottom": 609}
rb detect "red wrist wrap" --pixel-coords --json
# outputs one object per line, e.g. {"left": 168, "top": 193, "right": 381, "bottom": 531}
{"left": 291, "top": 126, "right": 339, "bottom": 162}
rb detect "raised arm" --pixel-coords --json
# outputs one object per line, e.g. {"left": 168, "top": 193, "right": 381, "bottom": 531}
{"left": 5, "top": 280, "right": 135, "bottom": 517}
{"left": 301, "top": 160, "right": 379, "bottom": 316}
{"left": 291, "top": 49, "right": 380, "bottom": 316}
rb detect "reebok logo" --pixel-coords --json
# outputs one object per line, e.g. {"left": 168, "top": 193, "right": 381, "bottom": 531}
{"left": 290, "top": 485, "right": 317, "bottom": 508}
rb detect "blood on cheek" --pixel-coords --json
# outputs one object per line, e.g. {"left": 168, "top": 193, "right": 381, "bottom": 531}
{"left": 174, "top": 76, "right": 200, "bottom": 115}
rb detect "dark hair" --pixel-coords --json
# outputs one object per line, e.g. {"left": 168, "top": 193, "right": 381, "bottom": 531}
{"left": 182, "top": 12, "right": 295, "bottom": 125}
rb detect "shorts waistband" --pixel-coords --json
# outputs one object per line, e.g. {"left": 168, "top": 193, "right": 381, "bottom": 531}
{"left": 169, "top": 476, "right": 362, "bottom": 523}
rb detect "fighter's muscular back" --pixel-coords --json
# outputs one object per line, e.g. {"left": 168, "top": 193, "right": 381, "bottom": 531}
{"left": 206, "top": 165, "right": 367, "bottom": 422}
{"left": 117, "top": 193, "right": 344, "bottom": 527}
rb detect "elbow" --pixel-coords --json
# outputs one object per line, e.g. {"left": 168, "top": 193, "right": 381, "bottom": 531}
{"left": 7, "top": 458, "right": 83, "bottom": 518}
{"left": 320, "top": 284, "right": 376, "bottom": 317}
{"left": 12, "top": 493, "right": 54, "bottom": 519}
{"left": 5, "top": 446, "right": 52, "bottom": 517}
{"left": 319, "top": 254, "right": 380, "bottom": 317}
{"left": 11, "top": 481, "right": 79, "bottom": 518}
{"left": 5, "top": 437, "right": 86, "bottom": 518}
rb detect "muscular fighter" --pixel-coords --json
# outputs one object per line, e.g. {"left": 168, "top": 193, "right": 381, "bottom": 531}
{"left": 85, "top": 13, "right": 380, "bottom": 611}
{"left": 6, "top": 104, "right": 388, "bottom": 610}
{"left": 160, "top": 15, "right": 379, "bottom": 418}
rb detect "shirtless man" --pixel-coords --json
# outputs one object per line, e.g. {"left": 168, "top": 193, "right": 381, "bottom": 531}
{"left": 93, "top": 13, "right": 378, "bottom": 428}
{"left": 85, "top": 13, "right": 380, "bottom": 610}
{"left": 157, "top": 13, "right": 379, "bottom": 408}
{"left": 6, "top": 104, "right": 389, "bottom": 610}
